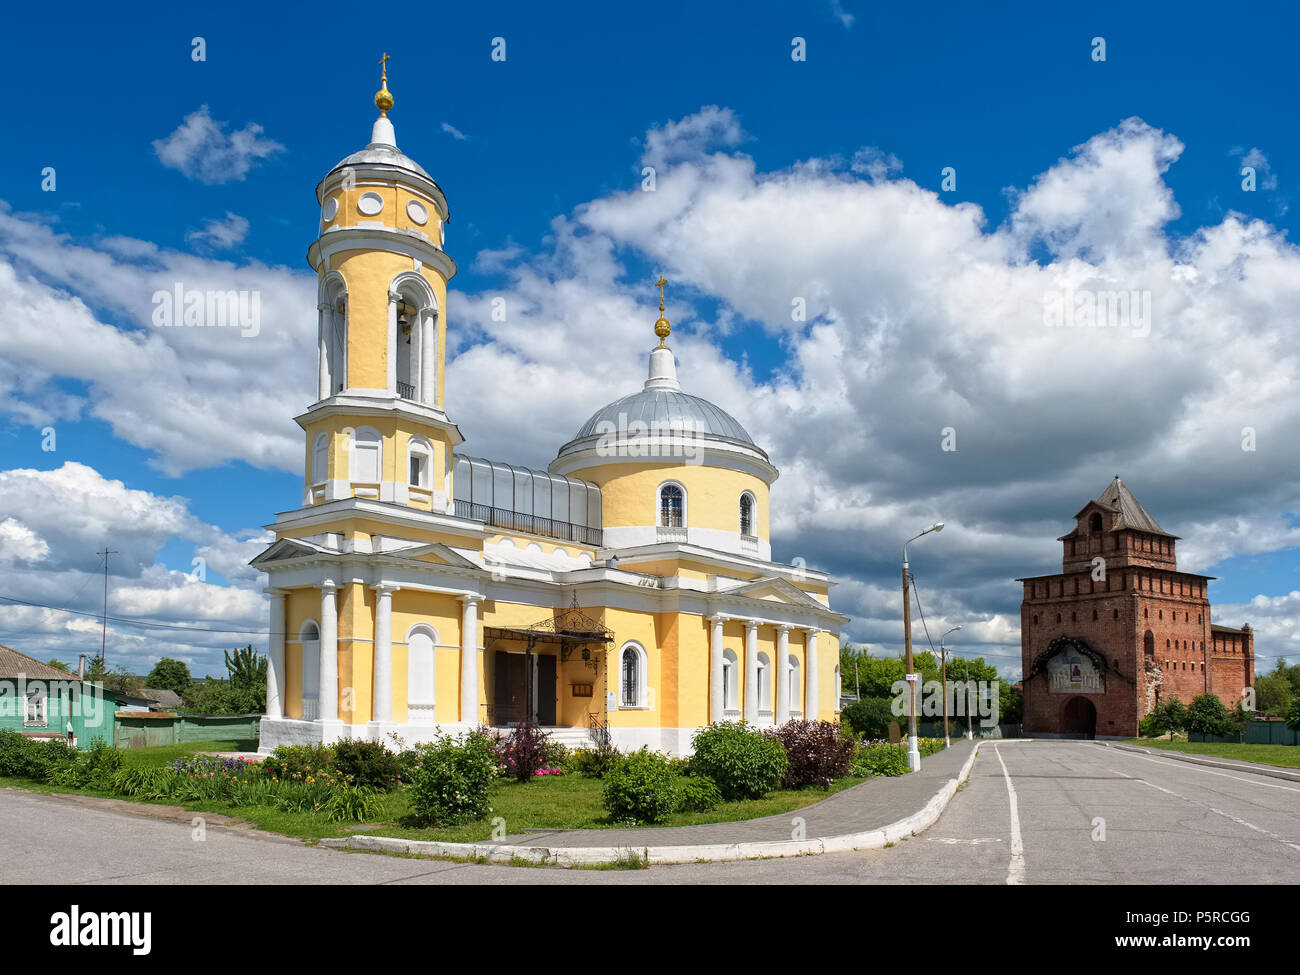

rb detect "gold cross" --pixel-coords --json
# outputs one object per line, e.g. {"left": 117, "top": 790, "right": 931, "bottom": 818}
{"left": 655, "top": 276, "right": 668, "bottom": 312}
{"left": 380, "top": 52, "right": 390, "bottom": 83}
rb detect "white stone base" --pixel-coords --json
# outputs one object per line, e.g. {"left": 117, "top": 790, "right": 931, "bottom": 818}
{"left": 607, "top": 726, "right": 700, "bottom": 757}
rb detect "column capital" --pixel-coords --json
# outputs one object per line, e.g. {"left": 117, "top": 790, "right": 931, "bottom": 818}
{"left": 707, "top": 614, "right": 730, "bottom": 624}
{"left": 458, "top": 592, "right": 485, "bottom": 606}
{"left": 774, "top": 623, "right": 792, "bottom": 634}
{"left": 320, "top": 579, "right": 338, "bottom": 593}
{"left": 803, "top": 625, "right": 823, "bottom": 635}
{"left": 744, "top": 619, "right": 759, "bottom": 633}
{"left": 371, "top": 583, "right": 400, "bottom": 595}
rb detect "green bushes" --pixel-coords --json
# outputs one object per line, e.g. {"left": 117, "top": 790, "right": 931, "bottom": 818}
{"left": 494, "top": 723, "right": 554, "bottom": 782}
{"left": 0, "top": 731, "right": 75, "bottom": 780}
{"left": 570, "top": 743, "right": 621, "bottom": 779}
{"left": 673, "top": 774, "right": 721, "bottom": 813}
{"left": 840, "top": 697, "right": 895, "bottom": 740}
{"left": 602, "top": 749, "right": 678, "bottom": 824}
{"left": 261, "top": 743, "right": 334, "bottom": 783}
{"left": 409, "top": 730, "right": 498, "bottom": 826}
{"left": 766, "top": 720, "right": 855, "bottom": 788}
{"left": 690, "top": 721, "right": 789, "bottom": 801}
{"left": 852, "top": 744, "right": 909, "bottom": 777}
{"left": 331, "top": 738, "right": 404, "bottom": 790}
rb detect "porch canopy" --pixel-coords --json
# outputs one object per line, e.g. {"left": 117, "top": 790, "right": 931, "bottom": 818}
{"left": 485, "top": 600, "right": 614, "bottom": 657}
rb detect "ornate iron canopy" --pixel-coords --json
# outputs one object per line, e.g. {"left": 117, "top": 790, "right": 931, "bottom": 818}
{"left": 482, "top": 594, "right": 613, "bottom": 673}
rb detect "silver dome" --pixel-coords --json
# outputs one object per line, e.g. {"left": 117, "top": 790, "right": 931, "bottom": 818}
{"left": 330, "top": 143, "right": 432, "bottom": 181}
{"left": 572, "top": 388, "right": 758, "bottom": 448}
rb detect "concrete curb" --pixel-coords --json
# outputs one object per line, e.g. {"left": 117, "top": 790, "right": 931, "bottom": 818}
{"left": 319, "top": 742, "right": 982, "bottom": 866}
{"left": 1105, "top": 742, "right": 1300, "bottom": 783}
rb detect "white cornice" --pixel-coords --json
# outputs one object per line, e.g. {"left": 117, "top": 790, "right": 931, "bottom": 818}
{"left": 307, "top": 228, "right": 457, "bottom": 281}
{"left": 269, "top": 497, "right": 487, "bottom": 540}
{"left": 294, "top": 395, "right": 465, "bottom": 445}
{"left": 549, "top": 439, "right": 779, "bottom": 483}
{"left": 599, "top": 541, "right": 831, "bottom": 586}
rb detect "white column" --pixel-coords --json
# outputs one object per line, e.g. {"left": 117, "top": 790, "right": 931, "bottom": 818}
{"left": 708, "top": 615, "right": 726, "bottom": 723}
{"left": 317, "top": 303, "right": 330, "bottom": 400}
{"left": 386, "top": 290, "right": 400, "bottom": 393}
{"left": 775, "top": 625, "right": 791, "bottom": 725}
{"left": 318, "top": 582, "right": 339, "bottom": 722}
{"left": 744, "top": 620, "right": 759, "bottom": 723}
{"left": 372, "top": 585, "right": 395, "bottom": 722}
{"left": 266, "top": 589, "right": 286, "bottom": 720}
{"left": 805, "top": 628, "right": 820, "bottom": 721}
{"left": 459, "top": 594, "right": 481, "bottom": 724}
{"left": 420, "top": 310, "right": 436, "bottom": 406}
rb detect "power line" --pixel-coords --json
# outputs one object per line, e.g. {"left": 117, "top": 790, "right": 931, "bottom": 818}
{"left": 0, "top": 594, "right": 275, "bottom": 636}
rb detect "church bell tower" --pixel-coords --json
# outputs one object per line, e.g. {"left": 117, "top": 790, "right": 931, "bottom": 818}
{"left": 300, "top": 55, "right": 463, "bottom": 513}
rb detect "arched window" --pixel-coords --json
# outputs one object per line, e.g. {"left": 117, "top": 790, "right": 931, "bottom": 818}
{"left": 1090, "top": 513, "right": 1103, "bottom": 533}
{"left": 25, "top": 685, "right": 46, "bottom": 727}
{"left": 658, "top": 483, "right": 685, "bottom": 528}
{"left": 722, "top": 649, "right": 739, "bottom": 711}
{"left": 311, "top": 433, "right": 329, "bottom": 486}
{"left": 757, "top": 653, "right": 771, "bottom": 713}
{"left": 407, "top": 624, "right": 437, "bottom": 719}
{"left": 1143, "top": 630, "right": 1155, "bottom": 659}
{"left": 408, "top": 438, "right": 431, "bottom": 489}
{"left": 299, "top": 620, "right": 320, "bottom": 720}
{"left": 390, "top": 273, "right": 438, "bottom": 403}
{"left": 619, "top": 642, "right": 648, "bottom": 708}
{"left": 739, "top": 493, "right": 755, "bottom": 536}
{"left": 789, "top": 655, "right": 801, "bottom": 716}
{"left": 351, "top": 428, "right": 382, "bottom": 486}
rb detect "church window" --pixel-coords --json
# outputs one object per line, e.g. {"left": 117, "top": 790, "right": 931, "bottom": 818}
{"left": 408, "top": 439, "right": 431, "bottom": 489}
{"left": 739, "top": 492, "right": 755, "bottom": 536}
{"left": 1090, "top": 513, "right": 1102, "bottom": 533}
{"left": 789, "top": 656, "right": 801, "bottom": 715}
{"left": 757, "top": 653, "right": 771, "bottom": 711}
{"left": 722, "top": 649, "right": 739, "bottom": 712}
{"left": 658, "top": 483, "right": 685, "bottom": 528}
{"left": 619, "top": 642, "right": 647, "bottom": 708}
{"left": 351, "top": 428, "right": 382, "bottom": 484}
{"left": 312, "top": 433, "right": 329, "bottom": 486}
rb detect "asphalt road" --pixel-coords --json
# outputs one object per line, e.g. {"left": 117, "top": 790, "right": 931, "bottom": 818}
{"left": 3, "top": 740, "right": 1298, "bottom": 884}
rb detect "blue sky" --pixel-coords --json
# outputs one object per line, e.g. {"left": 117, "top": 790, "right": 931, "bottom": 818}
{"left": 1, "top": 0, "right": 1298, "bottom": 677}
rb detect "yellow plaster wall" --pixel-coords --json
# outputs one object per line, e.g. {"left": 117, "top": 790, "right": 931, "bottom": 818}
{"left": 319, "top": 183, "right": 445, "bottom": 250}
{"left": 567, "top": 462, "right": 771, "bottom": 538}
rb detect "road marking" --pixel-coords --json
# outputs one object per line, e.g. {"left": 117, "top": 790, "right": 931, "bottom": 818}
{"left": 1124, "top": 772, "right": 1300, "bottom": 854}
{"left": 926, "top": 837, "right": 1004, "bottom": 845}
{"left": 1104, "top": 747, "right": 1300, "bottom": 794}
{"left": 993, "top": 744, "right": 1026, "bottom": 885}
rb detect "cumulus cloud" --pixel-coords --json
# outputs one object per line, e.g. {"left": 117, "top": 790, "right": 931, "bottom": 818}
{"left": 0, "top": 463, "right": 270, "bottom": 677}
{"left": 153, "top": 106, "right": 283, "bottom": 184}
{"left": 7, "top": 107, "right": 1300, "bottom": 677}
{"left": 186, "top": 212, "right": 250, "bottom": 250}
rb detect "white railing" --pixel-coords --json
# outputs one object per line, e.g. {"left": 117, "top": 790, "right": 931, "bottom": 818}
{"left": 657, "top": 526, "right": 688, "bottom": 544}
{"left": 301, "top": 699, "right": 319, "bottom": 721}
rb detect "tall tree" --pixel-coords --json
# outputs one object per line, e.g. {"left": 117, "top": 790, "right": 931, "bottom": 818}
{"left": 145, "top": 657, "right": 192, "bottom": 696}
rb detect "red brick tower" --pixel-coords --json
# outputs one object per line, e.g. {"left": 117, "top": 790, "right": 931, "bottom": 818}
{"left": 1018, "top": 478, "right": 1255, "bottom": 738}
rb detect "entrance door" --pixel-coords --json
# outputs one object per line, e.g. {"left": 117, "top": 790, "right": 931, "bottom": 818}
{"left": 1061, "top": 696, "right": 1097, "bottom": 739}
{"left": 493, "top": 651, "right": 526, "bottom": 725}
{"left": 537, "top": 655, "right": 557, "bottom": 725}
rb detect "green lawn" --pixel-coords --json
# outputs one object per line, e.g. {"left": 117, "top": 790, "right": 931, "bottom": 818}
{"left": 117, "top": 739, "right": 249, "bottom": 768}
{"left": 1, "top": 738, "right": 872, "bottom": 845}
{"left": 1124, "top": 738, "right": 1300, "bottom": 770}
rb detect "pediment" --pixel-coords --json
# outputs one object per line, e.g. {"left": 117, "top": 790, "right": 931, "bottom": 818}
{"left": 723, "top": 576, "right": 826, "bottom": 610}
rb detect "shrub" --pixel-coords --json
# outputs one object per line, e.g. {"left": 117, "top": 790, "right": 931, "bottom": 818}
{"left": 0, "top": 729, "right": 31, "bottom": 777}
{"left": 0, "top": 731, "right": 73, "bottom": 781}
{"left": 80, "top": 738, "right": 122, "bottom": 788}
{"left": 324, "top": 783, "right": 381, "bottom": 822}
{"left": 409, "top": 730, "right": 497, "bottom": 826}
{"left": 765, "top": 719, "right": 855, "bottom": 789}
{"left": 602, "top": 749, "right": 677, "bottom": 824}
{"left": 496, "top": 723, "right": 553, "bottom": 783}
{"left": 331, "top": 738, "right": 404, "bottom": 790}
{"left": 673, "top": 774, "right": 721, "bottom": 813}
{"left": 839, "top": 697, "right": 895, "bottom": 740}
{"left": 852, "top": 743, "right": 908, "bottom": 777}
{"left": 570, "top": 743, "right": 621, "bottom": 779}
{"left": 1187, "top": 693, "right": 1231, "bottom": 736}
{"left": 1288, "top": 697, "right": 1300, "bottom": 734}
{"left": 262, "top": 743, "right": 333, "bottom": 783}
{"left": 689, "top": 721, "right": 789, "bottom": 801}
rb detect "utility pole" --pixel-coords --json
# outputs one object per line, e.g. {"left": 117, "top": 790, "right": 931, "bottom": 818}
{"left": 902, "top": 522, "right": 943, "bottom": 772}
{"left": 97, "top": 547, "right": 118, "bottom": 667}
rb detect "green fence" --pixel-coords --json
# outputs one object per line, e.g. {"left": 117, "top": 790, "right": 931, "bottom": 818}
{"left": 1189, "top": 719, "right": 1298, "bottom": 746}
{"left": 113, "top": 713, "right": 260, "bottom": 750}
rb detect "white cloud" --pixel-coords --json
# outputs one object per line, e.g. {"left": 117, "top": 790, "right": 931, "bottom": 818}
{"left": 0, "top": 462, "right": 269, "bottom": 677}
{"left": 187, "top": 212, "right": 250, "bottom": 250}
{"left": 153, "top": 106, "right": 283, "bottom": 184}
{"left": 441, "top": 122, "right": 470, "bottom": 141}
{"left": 641, "top": 105, "right": 746, "bottom": 170}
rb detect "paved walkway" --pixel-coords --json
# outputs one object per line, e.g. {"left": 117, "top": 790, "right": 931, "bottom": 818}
{"left": 499, "top": 739, "right": 976, "bottom": 848}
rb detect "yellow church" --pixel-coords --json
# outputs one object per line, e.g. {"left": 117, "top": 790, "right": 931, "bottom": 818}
{"left": 253, "top": 62, "right": 848, "bottom": 755}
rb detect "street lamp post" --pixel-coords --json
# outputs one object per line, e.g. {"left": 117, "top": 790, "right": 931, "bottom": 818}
{"left": 940, "top": 625, "right": 962, "bottom": 748}
{"left": 902, "top": 521, "right": 943, "bottom": 772}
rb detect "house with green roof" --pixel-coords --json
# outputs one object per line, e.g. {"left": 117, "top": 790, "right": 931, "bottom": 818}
{"left": 0, "top": 645, "right": 121, "bottom": 746}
